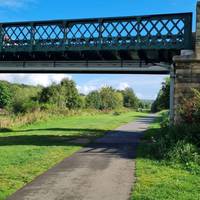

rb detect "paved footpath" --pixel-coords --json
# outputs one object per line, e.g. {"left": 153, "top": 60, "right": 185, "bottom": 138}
{"left": 8, "top": 115, "right": 155, "bottom": 200}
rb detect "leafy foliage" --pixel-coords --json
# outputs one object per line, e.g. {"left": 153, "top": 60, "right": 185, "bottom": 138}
{"left": 141, "top": 112, "right": 200, "bottom": 174}
{"left": 151, "top": 78, "right": 170, "bottom": 112}
{"left": 40, "top": 78, "right": 81, "bottom": 109}
{"left": 179, "top": 88, "right": 200, "bottom": 123}
{"left": 99, "top": 87, "right": 123, "bottom": 110}
{"left": 0, "top": 78, "right": 141, "bottom": 115}
{"left": 121, "top": 87, "right": 139, "bottom": 109}
{"left": 9, "top": 85, "right": 41, "bottom": 114}
{"left": 60, "top": 78, "right": 81, "bottom": 109}
{"left": 85, "top": 87, "right": 123, "bottom": 110}
{"left": 0, "top": 81, "right": 11, "bottom": 108}
{"left": 85, "top": 90, "right": 101, "bottom": 109}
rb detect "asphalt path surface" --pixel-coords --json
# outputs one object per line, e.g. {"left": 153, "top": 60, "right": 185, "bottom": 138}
{"left": 7, "top": 114, "right": 156, "bottom": 200}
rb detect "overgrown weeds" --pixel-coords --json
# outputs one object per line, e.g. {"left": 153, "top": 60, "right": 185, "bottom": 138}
{"left": 133, "top": 111, "right": 200, "bottom": 200}
{"left": 140, "top": 111, "right": 200, "bottom": 175}
{"left": 0, "top": 107, "right": 133, "bottom": 129}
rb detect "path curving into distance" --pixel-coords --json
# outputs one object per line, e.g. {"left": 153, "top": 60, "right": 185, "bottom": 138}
{"left": 7, "top": 114, "right": 156, "bottom": 200}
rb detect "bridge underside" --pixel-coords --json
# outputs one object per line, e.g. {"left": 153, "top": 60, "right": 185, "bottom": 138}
{"left": 0, "top": 60, "right": 170, "bottom": 74}
{"left": 0, "top": 49, "right": 179, "bottom": 74}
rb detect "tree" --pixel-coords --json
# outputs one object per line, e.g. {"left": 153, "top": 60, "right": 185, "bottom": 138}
{"left": 60, "top": 78, "right": 81, "bottom": 109}
{"left": 99, "top": 87, "right": 123, "bottom": 110}
{"left": 85, "top": 91, "right": 101, "bottom": 109}
{"left": 39, "top": 83, "right": 60, "bottom": 105}
{"left": 138, "top": 100, "right": 152, "bottom": 110}
{"left": 114, "top": 92, "right": 124, "bottom": 108}
{"left": 151, "top": 78, "right": 170, "bottom": 112}
{"left": 39, "top": 78, "right": 81, "bottom": 109}
{"left": 10, "top": 86, "right": 40, "bottom": 114}
{"left": 121, "top": 88, "right": 139, "bottom": 109}
{"left": 0, "top": 82, "right": 11, "bottom": 108}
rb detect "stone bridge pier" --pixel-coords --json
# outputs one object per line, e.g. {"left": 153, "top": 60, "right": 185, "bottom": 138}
{"left": 171, "top": 1, "right": 200, "bottom": 124}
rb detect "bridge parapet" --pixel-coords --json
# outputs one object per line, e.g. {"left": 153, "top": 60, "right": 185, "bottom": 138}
{"left": 0, "top": 13, "right": 192, "bottom": 62}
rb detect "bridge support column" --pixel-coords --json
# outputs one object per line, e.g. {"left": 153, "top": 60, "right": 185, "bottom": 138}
{"left": 173, "top": 51, "right": 197, "bottom": 123}
{"left": 172, "top": 1, "right": 200, "bottom": 124}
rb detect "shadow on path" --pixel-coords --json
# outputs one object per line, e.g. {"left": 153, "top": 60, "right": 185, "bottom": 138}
{"left": 6, "top": 115, "right": 156, "bottom": 200}
{"left": 0, "top": 115, "right": 156, "bottom": 161}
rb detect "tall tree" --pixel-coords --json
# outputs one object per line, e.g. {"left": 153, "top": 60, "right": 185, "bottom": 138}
{"left": 0, "top": 82, "right": 11, "bottom": 109}
{"left": 99, "top": 87, "right": 123, "bottom": 110}
{"left": 151, "top": 77, "right": 170, "bottom": 112}
{"left": 85, "top": 90, "right": 101, "bottom": 109}
{"left": 39, "top": 78, "right": 81, "bottom": 109}
{"left": 60, "top": 78, "right": 81, "bottom": 109}
{"left": 121, "top": 88, "right": 139, "bottom": 109}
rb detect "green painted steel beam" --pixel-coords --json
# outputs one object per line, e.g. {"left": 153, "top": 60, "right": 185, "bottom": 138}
{"left": 0, "top": 12, "right": 193, "bottom": 55}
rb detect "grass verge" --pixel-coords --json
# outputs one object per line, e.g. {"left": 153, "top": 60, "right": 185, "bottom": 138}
{"left": 0, "top": 111, "right": 146, "bottom": 200}
{"left": 132, "top": 112, "right": 200, "bottom": 200}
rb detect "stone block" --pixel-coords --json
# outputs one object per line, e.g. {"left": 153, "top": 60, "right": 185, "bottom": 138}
{"left": 176, "top": 69, "right": 192, "bottom": 74}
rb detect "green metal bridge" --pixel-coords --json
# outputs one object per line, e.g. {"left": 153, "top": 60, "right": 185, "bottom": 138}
{"left": 0, "top": 12, "right": 193, "bottom": 73}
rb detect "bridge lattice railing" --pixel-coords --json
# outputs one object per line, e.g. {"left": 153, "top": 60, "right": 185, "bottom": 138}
{"left": 0, "top": 13, "right": 192, "bottom": 52}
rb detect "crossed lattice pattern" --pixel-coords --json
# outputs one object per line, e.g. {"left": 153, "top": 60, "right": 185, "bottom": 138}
{"left": 1, "top": 13, "right": 191, "bottom": 51}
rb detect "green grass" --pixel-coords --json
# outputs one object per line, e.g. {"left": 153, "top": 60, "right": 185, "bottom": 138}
{"left": 132, "top": 114, "right": 200, "bottom": 200}
{"left": 0, "top": 111, "right": 145, "bottom": 200}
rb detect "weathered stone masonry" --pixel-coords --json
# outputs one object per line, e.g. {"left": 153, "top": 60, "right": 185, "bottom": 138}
{"left": 173, "top": 57, "right": 200, "bottom": 123}
{"left": 172, "top": 1, "right": 200, "bottom": 123}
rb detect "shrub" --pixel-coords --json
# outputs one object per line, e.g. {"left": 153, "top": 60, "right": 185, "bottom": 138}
{"left": 179, "top": 88, "right": 200, "bottom": 123}
{"left": 167, "top": 141, "right": 200, "bottom": 165}
{"left": 143, "top": 112, "right": 200, "bottom": 174}
{"left": 160, "top": 111, "right": 170, "bottom": 128}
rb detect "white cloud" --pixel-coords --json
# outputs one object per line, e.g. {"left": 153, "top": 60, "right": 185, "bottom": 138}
{"left": 74, "top": 74, "right": 169, "bottom": 100}
{"left": 116, "top": 82, "right": 130, "bottom": 90}
{"left": 77, "top": 85, "right": 98, "bottom": 94}
{"left": 0, "top": 0, "right": 36, "bottom": 9}
{"left": 0, "top": 74, "right": 72, "bottom": 87}
{"left": 77, "top": 82, "right": 131, "bottom": 95}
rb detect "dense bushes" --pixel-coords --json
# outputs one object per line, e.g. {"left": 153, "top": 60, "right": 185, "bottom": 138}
{"left": 179, "top": 88, "right": 200, "bottom": 123}
{"left": 142, "top": 112, "right": 200, "bottom": 175}
{"left": 145, "top": 89, "right": 200, "bottom": 174}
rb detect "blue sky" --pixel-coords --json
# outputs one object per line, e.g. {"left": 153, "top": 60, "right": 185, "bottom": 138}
{"left": 0, "top": 0, "right": 197, "bottom": 99}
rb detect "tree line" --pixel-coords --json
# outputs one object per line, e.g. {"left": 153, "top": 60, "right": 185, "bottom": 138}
{"left": 151, "top": 77, "right": 170, "bottom": 112}
{"left": 0, "top": 79, "right": 150, "bottom": 114}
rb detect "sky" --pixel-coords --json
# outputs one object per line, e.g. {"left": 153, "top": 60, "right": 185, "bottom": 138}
{"left": 0, "top": 0, "right": 197, "bottom": 99}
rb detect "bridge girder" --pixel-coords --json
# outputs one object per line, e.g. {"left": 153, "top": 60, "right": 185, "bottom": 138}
{"left": 0, "top": 12, "right": 193, "bottom": 73}
{"left": 0, "top": 60, "right": 170, "bottom": 74}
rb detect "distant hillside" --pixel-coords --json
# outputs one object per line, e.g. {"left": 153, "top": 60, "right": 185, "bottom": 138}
{"left": 141, "top": 99, "right": 154, "bottom": 104}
